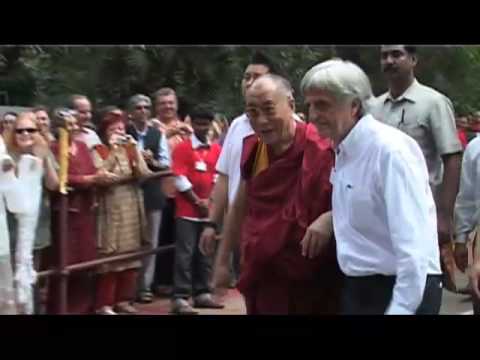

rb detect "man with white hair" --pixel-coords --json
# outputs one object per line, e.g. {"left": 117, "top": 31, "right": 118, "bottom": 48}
{"left": 125, "top": 94, "right": 172, "bottom": 304}
{"left": 301, "top": 59, "right": 442, "bottom": 314}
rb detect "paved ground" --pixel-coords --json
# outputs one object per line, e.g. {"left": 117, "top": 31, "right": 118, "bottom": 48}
{"left": 135, "top": 289, "right": 246, "bottom": 315}
{"left": 440, "top": 270, "right": 474, "bottom": 315}
{"left": 134, "top": 270, "right": 476, "bottom": 316}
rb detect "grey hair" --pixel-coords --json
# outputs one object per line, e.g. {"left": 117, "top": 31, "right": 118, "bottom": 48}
{"left": 251, "top": 73, "right": 294, "bottom": 99}
{"left": 300, "top": 58, "right": 375, "bottom": 117}
{"left": 127, "top": 94, "right": 152, "bottom": 111}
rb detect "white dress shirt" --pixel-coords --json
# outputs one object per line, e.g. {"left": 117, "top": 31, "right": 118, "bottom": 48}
{"left": 454, "top": 137, "right": 480, "bottom": 243}
{"left": 132, "top": 125, "right": 171, "bottom": 168}
{"left": 0, "top": 136, "right": 5, "bottom": 154}
{"left": 331, "top": 114, "right": 442, "bottom": 315}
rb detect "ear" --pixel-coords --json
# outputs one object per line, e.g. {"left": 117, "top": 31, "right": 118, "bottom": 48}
{"left": 411, "top": 54, "right": 418, "bottom": 67}
{"left": 351, "top": 99, "right": 362, "bottom": 119}
{"left": 288, "top": 96, "right": 295, "bottom": 111}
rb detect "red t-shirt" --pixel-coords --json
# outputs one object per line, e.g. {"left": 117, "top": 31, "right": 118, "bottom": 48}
{"left": 172, "top": 138, "right": 221, "bottom": 218}
{"left": 457, "top": 128, "right": 468, "bottom": 149}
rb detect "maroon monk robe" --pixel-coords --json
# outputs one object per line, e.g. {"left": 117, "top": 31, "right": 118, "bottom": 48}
{"left": 46, "top": 140, "right": 98, "bottom": 314}
{"left": 238, "top": 121, "right": 342, "bottom": 314}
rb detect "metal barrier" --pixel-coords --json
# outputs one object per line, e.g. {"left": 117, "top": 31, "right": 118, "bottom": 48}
{"left": 37, "top": 170, "right": 175, "bottom": 314}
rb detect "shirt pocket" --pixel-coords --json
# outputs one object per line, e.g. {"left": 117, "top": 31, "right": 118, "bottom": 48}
{"left": 345, "top": 183, "right": 374, "bottom": 235}
{"left": 398, "top": 114, "right": 427, "bottom": 145}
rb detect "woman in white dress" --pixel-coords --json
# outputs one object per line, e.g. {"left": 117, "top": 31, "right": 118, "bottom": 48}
{"left": 2, "top": 112, "right": 58, "bottom": 314}
{"left": 0, "top": 136, "right": 27, "bottom": 314}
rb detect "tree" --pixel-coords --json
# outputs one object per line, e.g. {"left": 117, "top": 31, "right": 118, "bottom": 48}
{"left": 3, "top": 45, "right": 480, "bottom": 119}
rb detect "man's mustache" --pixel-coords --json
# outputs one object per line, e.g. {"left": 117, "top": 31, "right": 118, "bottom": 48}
{"left": 383, "top": 65, "right": 397, "bottom": 73}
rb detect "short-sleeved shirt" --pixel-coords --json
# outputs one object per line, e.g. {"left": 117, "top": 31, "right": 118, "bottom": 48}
{"left": 172, "top": 136, "right": 221, "bottom": 219}
{"left": 74, "top": 127, "right": 102, "bottom": 150}
{"left": 371, "top": 79, "right": 462, "bottom": 201}
{"left": 215, "top": 114, "right": 254, "bottom": 205}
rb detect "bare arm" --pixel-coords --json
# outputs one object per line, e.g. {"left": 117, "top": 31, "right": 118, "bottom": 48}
{"left": 43, "top": 154, "right": 59, "bottom": 191}
{"left": 209, "top": 173, "right": 229, "bottom": 224}
{"left": 199, "top": 173, "right": 229, "bottom": 255}
{"left": 438, "top": 153, "right": 462, "bottom": 244}
{"left": 211, "top": 180, "right": 247, "bottom": 289}
{"left": 471, "top": 258, "right": 480, "bottom": 300}
{"left": 217, "top": 179, "right": 246, "bottom": 261}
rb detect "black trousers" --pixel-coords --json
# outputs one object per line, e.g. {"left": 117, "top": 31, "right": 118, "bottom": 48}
{"left": 341, "top": 274, "right": 443, "bottom": 315}
{"left": 473, "top": 297, "right": 480, "bottom": 315}
{"left": 173, "top": 218, "right": 212, "bottom": 299}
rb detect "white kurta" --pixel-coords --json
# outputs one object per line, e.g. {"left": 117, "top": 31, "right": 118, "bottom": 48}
{"left": 0, "top": 153, "right": 43, "bottom": 314}
{"left": 14, "top": 155, "right": 44, "bottom": 314}
{"left": 0, "top": 153, "right": 28, "bottom": 314}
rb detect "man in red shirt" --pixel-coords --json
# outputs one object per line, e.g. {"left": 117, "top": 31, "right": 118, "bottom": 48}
{"left": 171, "top": 107, "right": 224, "bottom": 314}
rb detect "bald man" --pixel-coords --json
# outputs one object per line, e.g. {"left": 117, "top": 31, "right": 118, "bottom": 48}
{"left": 210, "top": 74, "right": 341, "bottom": 314}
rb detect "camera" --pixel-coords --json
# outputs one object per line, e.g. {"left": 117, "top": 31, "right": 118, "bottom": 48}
{"left": 114, "top": 134, "right": 134, "bottom": 145}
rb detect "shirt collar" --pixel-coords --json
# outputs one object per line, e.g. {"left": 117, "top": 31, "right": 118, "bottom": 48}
{"left": 191, "top": 134, "right": 210, "bottom": 149}
{"left": 133, "top": 124, "right": 149, "bottom": 137}
{"left": 337, "top": 114, "right": 376, "bottom": 159}
{"left": 385, "top": 78, "right": 419, "bottom": 104}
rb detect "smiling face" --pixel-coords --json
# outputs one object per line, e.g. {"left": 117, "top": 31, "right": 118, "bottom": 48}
{"left": 35, "top": 110, "right": 50, "bottom": 131}
{"left": 304, "top": 88, "right": 361, "bottom": 145}
{"left": 245, "top": 78, "right": 295, "bottom": 147}
{"left": 14, "top": 114, "right": 40, "bottom": 152}
{"left": 72, "top": 97, "right": 93, "bottom": 127}
{"left": 2, "top": 113, "right": 16, "bottom": 132}
{"left": 155, "top": 94, "right": 178, "bottom": 121}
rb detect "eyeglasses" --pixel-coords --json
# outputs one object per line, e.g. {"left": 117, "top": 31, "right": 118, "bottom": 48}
{"left": 15, "top": 128, "right": 39, "bottom": 135}
{"left": 136, "top": 105, "right": 151, "bottom": 110}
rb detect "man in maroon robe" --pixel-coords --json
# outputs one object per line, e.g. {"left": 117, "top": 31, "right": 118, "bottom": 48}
{"left": 211, "top": 74, "right": 342, "bottom": 314}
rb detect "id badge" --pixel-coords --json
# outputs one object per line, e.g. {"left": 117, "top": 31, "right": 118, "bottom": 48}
{"left": 195, "top": 161, "right": 207, "bottom": 172}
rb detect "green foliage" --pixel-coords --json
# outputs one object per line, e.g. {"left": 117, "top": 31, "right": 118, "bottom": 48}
{"left": 2, "top": 45, "right": 480, "bottom": 119}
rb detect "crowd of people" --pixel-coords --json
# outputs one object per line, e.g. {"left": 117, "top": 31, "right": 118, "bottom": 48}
{"left": 2, "top": 46, "right": 480, "bottom": 315}
{"left": 0, "top": 86, "right": 229, "bottom": 315}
